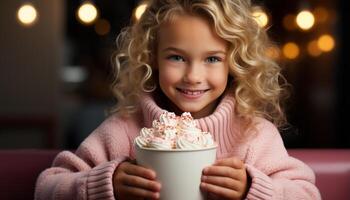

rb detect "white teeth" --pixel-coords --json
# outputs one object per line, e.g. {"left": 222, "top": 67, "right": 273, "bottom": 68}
{"left": 180, "top": 89, "right": 205, "bottom": 95}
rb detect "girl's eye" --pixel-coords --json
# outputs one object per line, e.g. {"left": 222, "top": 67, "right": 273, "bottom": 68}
{"left": 167, "top": 55, "right": 185, "bottom": 62}
{"left": 206, "top": 56, "right": 221, "bottom": 63}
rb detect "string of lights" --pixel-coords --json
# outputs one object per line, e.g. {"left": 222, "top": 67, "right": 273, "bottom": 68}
{"left": 15, "top": 1, "right": 336, "bottom": 60}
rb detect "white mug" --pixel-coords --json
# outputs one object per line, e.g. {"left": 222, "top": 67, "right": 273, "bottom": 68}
{"left": 135, "top": 145, "right": 217, "bottom": 200}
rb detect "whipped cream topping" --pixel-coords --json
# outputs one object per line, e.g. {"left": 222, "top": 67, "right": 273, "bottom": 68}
{"left": 134, "top": 111, "right": 215, "bottom": 150}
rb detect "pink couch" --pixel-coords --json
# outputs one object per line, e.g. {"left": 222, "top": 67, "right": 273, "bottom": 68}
{"left": 0, "top": 150, "right": 60, "bottom": 200}
{"left": 288, "top": 149, "right": 350, "bottom": 200}
{"left": 0, "top": 149, "right": 349, "bottom": 199}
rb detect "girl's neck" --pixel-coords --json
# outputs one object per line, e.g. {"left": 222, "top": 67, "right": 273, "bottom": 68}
{"left": 152, "top": 87, "right": 182, "bottom": 116}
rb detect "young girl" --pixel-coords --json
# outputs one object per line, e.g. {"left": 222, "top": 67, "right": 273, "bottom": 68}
{"left": 35, "top": 0, "right": 321, "bottom": 199}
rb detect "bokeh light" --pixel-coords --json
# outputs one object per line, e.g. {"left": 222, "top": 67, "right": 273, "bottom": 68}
{"left": 282, "top": 42, "right": 300, "bottom": 59}
{"left": 307, "top": 40, "right": 322, "bottom": 57}
{"left": 283, "top": 14, "right": 296, "bottom": 31}
{"left": 266, "top": 46, "right": 281, "bottom": 60}
{"left": 17, "top": 4, "right": 38, "bottom": 26}
{"left": 135, "top": 3, "right": 148, "bottom": 21}
{"left": 94, "top": 19, "right": 111, "bottom": 36}
{"left": 296, "top": 10, "right": 315, "bottom": 30}
{"left": 77, "top": 2, "right": 98, "bottom": 25}
{"left": 318, "top": 34, "right": 335, "bottom": 52}
{"left": 313, "top": 7, "right": 329, "bottom": 24}
{"left": 252, "top": 9, "right": 269, "bottom": 28}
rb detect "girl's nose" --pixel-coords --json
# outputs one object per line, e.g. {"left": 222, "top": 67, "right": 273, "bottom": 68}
{"left": 183, "top": 63, "right": 203, "bottom": 84}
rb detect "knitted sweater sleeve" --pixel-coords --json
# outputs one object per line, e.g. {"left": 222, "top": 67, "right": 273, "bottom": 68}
{"left": 34, "top": 116, "right": 131, "bottom": 200}
{"left": 244, "top": 119, "right": 321, "bottom": 200}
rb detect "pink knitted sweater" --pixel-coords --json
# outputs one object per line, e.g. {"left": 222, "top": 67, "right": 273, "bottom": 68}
{"left": 35, "top": 94, "right": 321, "bottom": 199}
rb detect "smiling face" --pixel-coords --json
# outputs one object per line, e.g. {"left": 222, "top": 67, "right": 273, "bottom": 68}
{"left": 157, "top": 14, "right": 229, "bottom": 118}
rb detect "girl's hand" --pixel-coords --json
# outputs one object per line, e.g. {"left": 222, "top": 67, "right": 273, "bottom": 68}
{"left": 200, "top": 157, "right": 249, "bottom": 200}
{"left": 113, "top": 161, "right": 161, "bottom": 200}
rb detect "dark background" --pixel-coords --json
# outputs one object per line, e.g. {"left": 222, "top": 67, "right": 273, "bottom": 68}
{"left": 0, "top": 0, "right": 349, "bottom": 149}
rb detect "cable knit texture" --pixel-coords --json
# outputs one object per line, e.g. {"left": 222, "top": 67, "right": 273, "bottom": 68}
{"left": 35, "top": 94, "right": 321, "bottom": 199}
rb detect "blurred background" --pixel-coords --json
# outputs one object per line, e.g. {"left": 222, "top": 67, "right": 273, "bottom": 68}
{"left": 0, "top": 0, "right": 348, "bottom": 149}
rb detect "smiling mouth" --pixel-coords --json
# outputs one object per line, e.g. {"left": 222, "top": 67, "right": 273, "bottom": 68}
{"left": 176, "top": 88, "right": 210, "bottom": 95}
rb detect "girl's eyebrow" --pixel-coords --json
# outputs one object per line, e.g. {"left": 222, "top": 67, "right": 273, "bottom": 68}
{"left": 205, "top": 50, "right": 227, "bottom": 55}
{"left": 162, "top": 47, "right": 226, "bottom": 55}
{"left": 161, "top": 47, "right": 186, "bottom": 53}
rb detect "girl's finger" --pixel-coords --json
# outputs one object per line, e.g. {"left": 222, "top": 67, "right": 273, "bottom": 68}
{"left": 123, "top": 164, "right": 157, "bottom": 180}
{"left": 201, "top": 175, "right": 241, "bottom": 191}
{"left": 200, "top": 182, "right": 239, "bottom": 199}
{"left": 120, "top": 184, "right": 160, "bottom": 199}
{"left": 203, "top": 166, "right": 241, "bottom": 180}
{"left": 123, "top": 174, "right": 161, "bottom": 192}
{"left": 214, "top": 158, "right": 244, "bottom": 169}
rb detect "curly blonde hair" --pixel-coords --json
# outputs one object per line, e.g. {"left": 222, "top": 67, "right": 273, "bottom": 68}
{"left": 111, "top": 0, "right": 288, "bottom": 128}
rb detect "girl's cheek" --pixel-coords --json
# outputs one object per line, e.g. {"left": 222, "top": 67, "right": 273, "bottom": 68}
{"left": 160, "top": 65, "right": 184, "bottom": 75}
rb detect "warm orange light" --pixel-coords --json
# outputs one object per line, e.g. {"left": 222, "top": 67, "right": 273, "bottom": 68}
{"left": 17, "top": 4, "right": 38, "bottom": 26}
{"left": 252, "top": 9, "right": 269, "bottom": 28}
{"left": 77, "top": 2, "right": 98, "bottom": 25}
{"left": 283, "top": 14, "right": 296, "bottom": 31}
{"left": 296, "top": 10, "right": 315, "bottom": 30}
{"left": 266, "top": 46, "right": 281, "bottom": 60}
{"left": 313, "top": 7, "right": 329, "bottom": 24}
{"left": 94, "top": 19, "right": 111, "bottom": 36}
{"left": 135, "top": 3, "right": 148, "bottom": 21}
{"left": 317, "top": 34, "right": 335, "bottom": 52}
{"left": 282, "top": 42, "right": 300, "bottom": 59}
{"left": 307, "top": 40, "right": 322, "bottom": 57}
